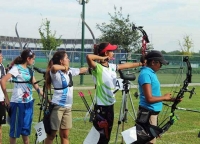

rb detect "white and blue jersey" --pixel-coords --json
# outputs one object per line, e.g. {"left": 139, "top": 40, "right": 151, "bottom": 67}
{"left": 9, "top": 65, "right": 33, "bottom": 103}
{"left": 50, "top": 68, "right": 80, "bottom": 108}
{"left": 138, "top": 66, "right": 162, "bottom": 112}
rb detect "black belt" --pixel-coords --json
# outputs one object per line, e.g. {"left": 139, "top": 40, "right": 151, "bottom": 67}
{"left": 139, "top": 106, "right": 160, "bottom": 115}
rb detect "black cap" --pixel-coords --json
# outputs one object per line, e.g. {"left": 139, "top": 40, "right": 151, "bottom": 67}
{"left": 146, "top": 50, "right": 169, "bottom": 65}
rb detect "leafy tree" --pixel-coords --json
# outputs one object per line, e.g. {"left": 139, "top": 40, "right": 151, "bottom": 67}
{"left": 161, "top": 50, "right": 167, "bottom": 54}
{"left": 168, "top": 50, "right": 181, "bottom": 55}
{"left": 179, "top": 35, "right": 193, "bottom": 56}
{"left": 39, "top": 18, "right": 62, "bottom": 60}
{"left": 96, "top": 6, "right": 141, "bottom": 58}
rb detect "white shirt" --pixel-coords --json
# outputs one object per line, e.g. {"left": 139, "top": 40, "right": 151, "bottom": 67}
{"left": 92, "top": 63, "right": 117, "bottom": 106}
{"left": 50, "top": 68, "right": 80, "bottom": 108}
{"left": 9, "top": 65, "right": 33, "bottom": 103}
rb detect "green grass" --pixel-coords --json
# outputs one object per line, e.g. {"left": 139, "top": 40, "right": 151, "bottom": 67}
{"left": 2, "top": 59, "right": 200, "bottom": 143}
{"left": 2, "top": 86, "right": 200, "bottom": 144}
{"left": 4, "top": 73, "right": 200, "bottom": 89}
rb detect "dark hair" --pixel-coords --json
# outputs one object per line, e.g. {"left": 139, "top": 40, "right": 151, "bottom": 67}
{"left": 93, "top": 44, "right": 99, "bottom": 55}
{"left": 140, "top": 55, "right": 146, "bottom": 64}
{"left": 13, "top": 49, "right": 35, "bottom": 64}
{"left": 96, "top": 42, "right": 109, "bottom": 56}
{"left": 45, "top": 51, "right": 67, "bottom": 89}
{"left": 140, "top": 53, "right": 155, "bottom": 66}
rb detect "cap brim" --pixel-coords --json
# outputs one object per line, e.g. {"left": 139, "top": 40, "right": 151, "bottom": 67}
{"left": 106, "top": 44, "right": 118, "bottom": 51}
{"left": 100, "top": 44, "right": 118, "bottom": 54}
{"left": 151, "top": 57, "right": 169, "bottom": 65}
{"left": 160, "top": 59, "right": 169, "bottom": 65}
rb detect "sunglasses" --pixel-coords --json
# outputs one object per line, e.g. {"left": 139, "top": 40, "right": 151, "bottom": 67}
{"left": 28, "top": 50, "right": 34, "bottom": 57}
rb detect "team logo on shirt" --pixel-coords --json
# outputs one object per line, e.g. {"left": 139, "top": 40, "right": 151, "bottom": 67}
{"left": 22, "top": 87, "right": 30, "bottom": 102}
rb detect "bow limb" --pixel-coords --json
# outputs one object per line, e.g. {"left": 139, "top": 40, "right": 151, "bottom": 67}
{"left": 80, "top": 16, "right": 97, "bottom": 121}
{"left": 132, "top": 25, "right": 149, "bottom": 55}
{"left": 80, "top": 15, "right": 96, "bottom": 45}
{"left": 15, "top": 22, "right": 23, "bottom": 50}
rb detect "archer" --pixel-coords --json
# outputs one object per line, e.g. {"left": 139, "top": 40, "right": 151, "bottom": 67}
{"left": 133, "top": 50, "right": 175, "bottom": 144}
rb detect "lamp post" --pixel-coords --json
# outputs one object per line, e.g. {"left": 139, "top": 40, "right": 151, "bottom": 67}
{"left": 79, "top": 0, "right": 88, "bottom": 85}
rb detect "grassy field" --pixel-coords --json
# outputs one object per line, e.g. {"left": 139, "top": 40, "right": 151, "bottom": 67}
{"left": 2, "top": 59, "right": 200, "bottom": 143}
{"left": 2, "top": 85, "right": 200, "bottom": 144}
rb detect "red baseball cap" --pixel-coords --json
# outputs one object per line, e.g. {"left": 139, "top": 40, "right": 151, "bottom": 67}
{"left": 99, "top": 43, "right": 118, "bottom": 54}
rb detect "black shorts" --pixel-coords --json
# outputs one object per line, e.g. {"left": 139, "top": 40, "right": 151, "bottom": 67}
{"left": 0, "top": 101, "right": 6, "bottom": 125}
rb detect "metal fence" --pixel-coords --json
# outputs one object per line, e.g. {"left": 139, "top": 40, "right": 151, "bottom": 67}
{"left": 1, "top": 49, "right": 200, "bottom": 69}
{"left": 1, "top": 49, "right": 200, "bottom": 85}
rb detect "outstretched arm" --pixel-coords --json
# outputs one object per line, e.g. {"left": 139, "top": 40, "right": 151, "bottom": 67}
{"left": 118, "top": 62, "right": 143, "bottom": 70}
{"left": 79, "top": 67, "right": 89, "bottom": 74}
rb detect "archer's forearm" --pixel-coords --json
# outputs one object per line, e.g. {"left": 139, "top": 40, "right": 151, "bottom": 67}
{"left": 118, "top": 62, "right": 143, "bottom": 70}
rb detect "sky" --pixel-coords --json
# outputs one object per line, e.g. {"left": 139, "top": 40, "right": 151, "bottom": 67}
{"left": 0, "top": 0, "right": 199, "bottom": 52}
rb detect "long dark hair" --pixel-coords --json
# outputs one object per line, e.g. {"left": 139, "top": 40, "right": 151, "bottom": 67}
{"left": 13, "top": 49, "right": 35, "bottom": 64}
{"left": 94, "top": 42, "right": 109, "bottom": 56}
{"left": 45, "top": 51, "right": 67, "bottom": 89}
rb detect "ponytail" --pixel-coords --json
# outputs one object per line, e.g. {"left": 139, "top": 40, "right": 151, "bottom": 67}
{"left": 140, "top": 55, "right": 146, "bottom": 64}
{"left": 45, "top": 59, "right": 53, "bottom": 90}
{"left": 13, "top": 56, "right": 24, "bottom": 64}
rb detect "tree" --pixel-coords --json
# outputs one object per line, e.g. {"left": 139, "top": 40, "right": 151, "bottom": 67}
{"left": 179, "top": 35, "right": 193, "bottom": 56}
{"left": 39, "top": 18, "right": 62, "bottom": 60}
{"left": 96, "top": 6, "right": 141, "bottom": 57}
{"left": 161, "top": 50, "right": 167, "bottom": 54}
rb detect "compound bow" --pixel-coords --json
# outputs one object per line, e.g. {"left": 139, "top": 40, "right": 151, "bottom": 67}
{"left": 158, "top": 56, "right": 195, "bottom": 134}
{"left": 132, "top": 24, "right": 150, "bottom": 98}
{"left": 132, "top": 24, "right": 150, "bottom": 56}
